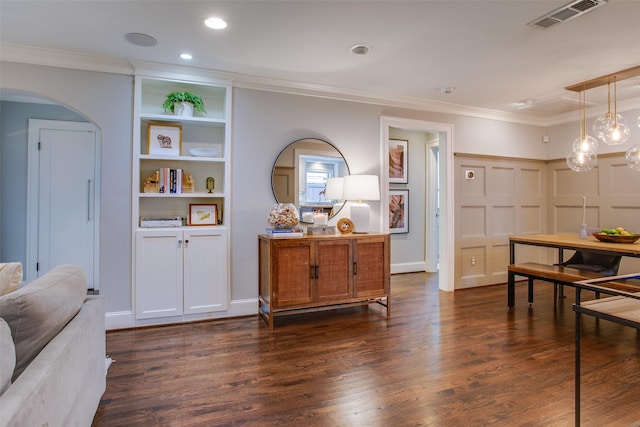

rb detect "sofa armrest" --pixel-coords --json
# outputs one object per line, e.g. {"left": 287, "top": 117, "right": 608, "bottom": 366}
{"left": 0, "top": 296, "right": 106, "bottom": 427}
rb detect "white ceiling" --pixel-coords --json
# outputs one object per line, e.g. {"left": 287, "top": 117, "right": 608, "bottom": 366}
{"left": 2, "top": 0, "right": 640, "bottom": 124}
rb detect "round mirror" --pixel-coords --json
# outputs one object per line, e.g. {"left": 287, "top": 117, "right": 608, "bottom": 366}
{"left": 271, "top": 138, "right": 349, "bottom": 220}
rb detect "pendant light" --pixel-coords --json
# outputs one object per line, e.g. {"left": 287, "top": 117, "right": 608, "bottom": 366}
{"left": 626, "top": 144, "right": 640, "bottom": 172}
{"left": 567, "top": 89, "right": 597, "bottom": 172}
{"left": 600, "top": 77, "right": 630, "bottom": 145}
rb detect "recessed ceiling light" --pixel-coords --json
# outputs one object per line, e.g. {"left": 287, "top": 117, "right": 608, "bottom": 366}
{"left": 180, "top": 53, "right": 193, "bottom": 60}
{"left": 204, "top": 17, "right": 227, "bottom": 30}
{"left": 124, "top": 33, "right": 157, "bottom": 47}
{"left": 350, "top": 44, "right": 370, "bottom": 55}
{"left": 440, "top": 86, "right": 456, "bottom": 94}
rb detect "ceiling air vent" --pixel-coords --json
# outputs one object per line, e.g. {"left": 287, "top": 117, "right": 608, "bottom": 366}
{"left": 527, "top": 0, "right": 608, "bottom": 30}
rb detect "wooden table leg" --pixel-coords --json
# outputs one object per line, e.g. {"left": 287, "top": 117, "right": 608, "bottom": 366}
{"left": 508, "top": 270, "right": 515, "bottom": 308}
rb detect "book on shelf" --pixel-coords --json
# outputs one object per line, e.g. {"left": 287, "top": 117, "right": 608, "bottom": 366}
{"left": 159, "top": 167, "right": 184, "bottom": 194}
{"left": 265, "top": 227, "right": 304, "bottom": 237}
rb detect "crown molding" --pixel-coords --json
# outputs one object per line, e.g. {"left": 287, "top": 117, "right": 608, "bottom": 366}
{"left": 1, "top": 43, "right": 133, "bottom": 75}
{"left": 7, "top": 43, "right": 637, "bottom": 127}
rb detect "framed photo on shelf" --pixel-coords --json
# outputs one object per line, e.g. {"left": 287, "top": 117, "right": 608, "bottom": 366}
{"left": 389, "top": 189, "right": 408, "bottom": 234}
{"left": 148, "top": 123, "right": 182, "bottom": 156}
{"left": 389, "top": 139, "right": 408, "bottom": 183}
{"left": 189, "top": 204, "right": 218, "bottom": 226}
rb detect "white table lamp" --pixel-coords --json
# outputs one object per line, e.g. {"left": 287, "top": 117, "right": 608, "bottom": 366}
{"left": 342, "top": 174, "right": 380, "bottom": 233}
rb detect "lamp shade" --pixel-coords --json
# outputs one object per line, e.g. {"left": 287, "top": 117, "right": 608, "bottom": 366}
{"left": 342, "top": 175, "right": 380, "bottom": 202}
{"left": 324, "top": 177, "right": 344, "bottom": 200}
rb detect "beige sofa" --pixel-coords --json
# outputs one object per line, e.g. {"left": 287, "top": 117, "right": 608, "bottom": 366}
{"left": 0, "top": 264, "right": 106, "bottom": 427}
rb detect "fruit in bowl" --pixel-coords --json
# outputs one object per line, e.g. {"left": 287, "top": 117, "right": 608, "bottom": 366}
{"left": 593, "top": 227, "right": 640, "bottom": 243}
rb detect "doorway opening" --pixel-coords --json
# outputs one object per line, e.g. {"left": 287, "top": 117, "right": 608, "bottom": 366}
{"left": 27, "top": 119, "right": 101, "bottom": 289}
{"left": 381, "top": 116, "right": 454, "bottom": 292}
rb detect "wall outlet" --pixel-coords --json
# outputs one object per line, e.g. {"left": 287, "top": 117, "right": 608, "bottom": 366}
{"left": 471, "top": 256, "right": 476, "bottom": 266}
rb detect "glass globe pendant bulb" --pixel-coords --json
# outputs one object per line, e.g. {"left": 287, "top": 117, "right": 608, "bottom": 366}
{"left": 626, "top": 144, "right": 640, "bottom": 172}
{"left": 602, "top": 117, "right": 630, "bottom": 145}
{"left": 572, "top": 134, "right": 598, "bottom": 154}
{"left": 592, "top": 113, "right": 611, "bottom": 139}
{"left": 566, "top": 150, "right": 596, "bottom": 172}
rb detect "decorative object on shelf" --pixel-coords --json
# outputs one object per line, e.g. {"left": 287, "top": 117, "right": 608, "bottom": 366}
{"left": 189, "top": 204, "right": 218, "bottom": 226}
{"left": 389, "top": 139, "right": 408, "bottom": 183}
{"left": 342, "top": 175, "right": 380, "bottom": 233}
{"left": 143, "top": 171, "right": 160, "bottom": 193}
{"left": 148, "top": 123, "right": 182, "bottom": 156}
{"left": 267, "top": 203, "right": 299, "bottom": 229}
{"left": 313, "top": 212, "right": 328, "bottom": 226}
{"left": 162, "top": 91, "right": 206, "bottom": 117}
{"left": 307, "top": 225, "right": 336, "bottom": 235}
{"left": 140, "top": 216, "right": 183, "bottom": 228}
{"left": 189, "top": 148, "right": 219, "bottom": 157}
{"left": 301, "top": 212, "right": 314, "bottom": 223}
{"left": 182, "top": 173, "right": 194, "bottom": 193}
{"left": 337, "top": 218, "right": 354, "bottom": 234}
{"left": 579, "top": 196, "right": 587, "bottom": 239}
{"left": 389, "top": 189, "right": 409, "bottom": 234}
{"left": 206, "top": 177, "right": 215, "bottom": 193}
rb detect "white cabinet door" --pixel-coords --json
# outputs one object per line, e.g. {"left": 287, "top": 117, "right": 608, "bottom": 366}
{"left": 183, "top": 228, "right": 228, "bottom": 314}
{"left": 135, "top": 230, "right": 183, "bottom": 319}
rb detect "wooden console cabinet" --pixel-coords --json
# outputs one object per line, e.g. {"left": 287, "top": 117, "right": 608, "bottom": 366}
{"left": 258, "top": 233, "right": 390, "bottom": 329}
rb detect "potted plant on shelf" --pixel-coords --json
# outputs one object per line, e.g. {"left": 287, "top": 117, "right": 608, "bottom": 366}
{"left": 162, "top": 91, "right": 206, "bottom": 117}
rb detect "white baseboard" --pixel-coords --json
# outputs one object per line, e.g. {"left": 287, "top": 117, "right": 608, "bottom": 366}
{"left": 104, "top": 298, "right": 259, "bottom": 330}
{"left": 391, "top": 261, "right": 427, "bottom": 275}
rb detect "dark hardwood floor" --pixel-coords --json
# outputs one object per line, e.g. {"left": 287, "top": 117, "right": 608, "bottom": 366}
{"left": 92, "top": 273, "right": 640, "bottom": 427}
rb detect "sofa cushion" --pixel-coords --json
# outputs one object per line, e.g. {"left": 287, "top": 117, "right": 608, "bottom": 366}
{"left": 0, "top": 264, "right": 87, "bottom": 380}
{"left": 0, "top": 262, "right": 22, "bottom": 296}
{"left": 0, "top": 317, "right": 15, "bottom": 395}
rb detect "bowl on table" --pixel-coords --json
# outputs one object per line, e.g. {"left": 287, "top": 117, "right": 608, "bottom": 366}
{"left": 592, "top": 232, "right": 640, "bottom": 244}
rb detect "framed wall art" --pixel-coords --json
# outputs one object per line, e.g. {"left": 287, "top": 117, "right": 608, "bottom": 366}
{"left": 148, "top": 123, "right": 182, "bottom": 157}
{"left": 189, "top": 204, "right": 218, "bottom": 226}
{"left": 389, "top": 139, "right": 408, "bottom": 183}
{"left": 389, "top": 189, "right": 408, "bottom": 234}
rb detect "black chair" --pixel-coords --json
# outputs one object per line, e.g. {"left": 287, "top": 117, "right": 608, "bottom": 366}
{"left": 554, "top": 251, "right": 622, "bottom": 302}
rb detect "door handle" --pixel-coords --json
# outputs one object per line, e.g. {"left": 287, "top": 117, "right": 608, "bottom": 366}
{"left": 87, "top": 180, "right": 92, "bottom": 221}
{"left": 353, "top": 262, "right": 358, "bottom": 275}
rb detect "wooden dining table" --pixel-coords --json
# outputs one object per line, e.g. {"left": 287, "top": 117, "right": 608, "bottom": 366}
{"left": 508, "top": 233, "right": 640, "bottom": 307}
{"left": 509, "top": 233, "right": 640, "bottom": 264}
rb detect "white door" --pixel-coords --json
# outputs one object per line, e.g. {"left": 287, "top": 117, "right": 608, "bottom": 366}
{"left": 27, "top": 119, "right": 100, "bottom": 288}
{"left": 135, "top": 230, "right": 183, "bottom": 319}
{"left": 183, "top": 228, "right": 228, "bottom": 314}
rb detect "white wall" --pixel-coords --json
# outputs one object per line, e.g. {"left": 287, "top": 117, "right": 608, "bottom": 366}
{"left": 0, "top": 59, "right": 556, "bottom": 320}
{"left": 387, "top": 128, "right": 428, "bottom": 271}
{"left": 0, "top": 61, "right": 133, "bottom": 313}
{"left": 231, "top": 88, "right": 384, "bottom": 300}
{"left": 0, "top": 101, "right": 86, "bottom": 262}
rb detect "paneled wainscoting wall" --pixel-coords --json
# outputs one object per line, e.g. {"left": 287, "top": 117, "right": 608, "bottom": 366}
{"left": 455, "top": 154, "right": 547, "bottom": 289}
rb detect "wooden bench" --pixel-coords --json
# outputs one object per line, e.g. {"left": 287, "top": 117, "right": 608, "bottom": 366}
{"left": 507, "top": 262, "right": 606, "bottom": 308}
